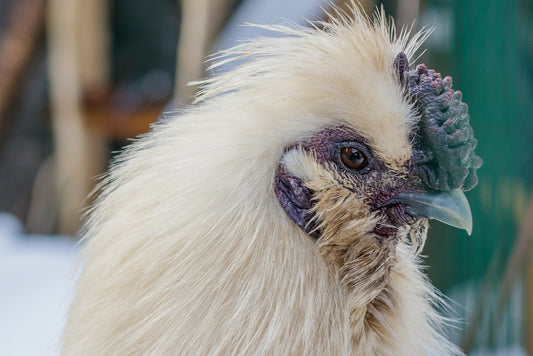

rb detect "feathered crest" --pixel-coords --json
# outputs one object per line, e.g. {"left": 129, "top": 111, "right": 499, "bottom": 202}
{"left": 193, "top": 4, "right": 431, "bottom": 104}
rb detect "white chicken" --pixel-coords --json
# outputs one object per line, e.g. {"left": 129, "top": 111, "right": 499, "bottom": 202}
{"left": 63, "top": 6, "right": 481, "bottom": 355}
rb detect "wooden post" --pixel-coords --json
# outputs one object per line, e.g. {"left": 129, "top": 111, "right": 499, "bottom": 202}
{"left": 76, "top": 0, "right": 110, "bottom": 198}
{"left": 174, "top": 0, "right": 243, "bottom": 106}
{"left": 47, "top": 0, "right": 108, "bottom": 235}
{"left": 174, "top": 0, "right": 213, "bottom": 105}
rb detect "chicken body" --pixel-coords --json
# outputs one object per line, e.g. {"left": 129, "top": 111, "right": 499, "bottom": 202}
{"left": 62, "top": 8, "right": 479, "bottom": 356}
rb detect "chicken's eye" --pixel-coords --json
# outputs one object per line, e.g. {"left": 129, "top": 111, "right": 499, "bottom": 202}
{"left": 340, "top": 147, "right": 367, "bottom": 170}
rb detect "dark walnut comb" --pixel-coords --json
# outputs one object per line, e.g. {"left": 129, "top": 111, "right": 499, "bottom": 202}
{"left": 394, "top": 52, "right": 482, "bottom": 192}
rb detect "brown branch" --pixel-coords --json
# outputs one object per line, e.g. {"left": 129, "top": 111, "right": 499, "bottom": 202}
{"left": 0, "top": 0, "right": 46, "bottom": 129}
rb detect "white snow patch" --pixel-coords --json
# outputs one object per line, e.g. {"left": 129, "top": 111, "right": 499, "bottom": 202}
{"left": 0, "top": 213, "right": 80, "bottom": 356}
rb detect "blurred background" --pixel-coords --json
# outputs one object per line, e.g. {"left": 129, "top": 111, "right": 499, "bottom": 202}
{"left": 0, "top": 0, "right": 531, "bottom": 354}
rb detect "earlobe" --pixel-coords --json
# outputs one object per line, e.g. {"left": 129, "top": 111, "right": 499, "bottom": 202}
{"left": 275, "top": 167, "right": 319, "bottom": 238}
{"left": 275, "top": 150, "right": 320, "bottom": 238}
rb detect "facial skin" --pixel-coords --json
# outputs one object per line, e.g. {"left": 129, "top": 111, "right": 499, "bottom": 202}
{"left": 275, "top": 126, "right": 423, "bottom": 243}
{"left": 275, "top": 53, "right": 481, "bottom": 248}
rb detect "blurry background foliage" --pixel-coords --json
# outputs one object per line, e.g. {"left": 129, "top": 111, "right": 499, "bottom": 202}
{"left": 0, "top": 0, "right": 531, "bottom": 353}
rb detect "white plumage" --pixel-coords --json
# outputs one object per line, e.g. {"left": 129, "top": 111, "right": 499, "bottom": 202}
{"left": 62, "top": 7, "right": 467, "bottom": 355}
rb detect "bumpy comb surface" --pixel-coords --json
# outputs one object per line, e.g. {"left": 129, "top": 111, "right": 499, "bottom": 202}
{"left": 403, "top": 63, "right": 482, "bottom": 192}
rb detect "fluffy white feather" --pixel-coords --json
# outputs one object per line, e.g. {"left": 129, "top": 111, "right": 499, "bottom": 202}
{"left": 63, "top": 7, "right": 460, "bottom": 355}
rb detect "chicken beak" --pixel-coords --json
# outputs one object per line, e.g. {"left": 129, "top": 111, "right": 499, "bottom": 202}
{"left": 394, "top": 189, "right": 473, "bottom": 235}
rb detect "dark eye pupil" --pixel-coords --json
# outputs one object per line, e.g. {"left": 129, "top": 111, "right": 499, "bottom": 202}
{"left": 340, "top": 147, "right": 367, "bottom": 170}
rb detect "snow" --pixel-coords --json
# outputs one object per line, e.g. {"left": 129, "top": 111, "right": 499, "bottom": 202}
{"left": 0, "top": 213, "right": 80, "bottom": 356}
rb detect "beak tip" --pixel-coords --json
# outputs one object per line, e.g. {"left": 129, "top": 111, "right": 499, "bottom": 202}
{"left": 398, "top": 188, "right": 474, "bottom": 236}
{"left": 461, "top": 198, "right": 473, "bottom": 236}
